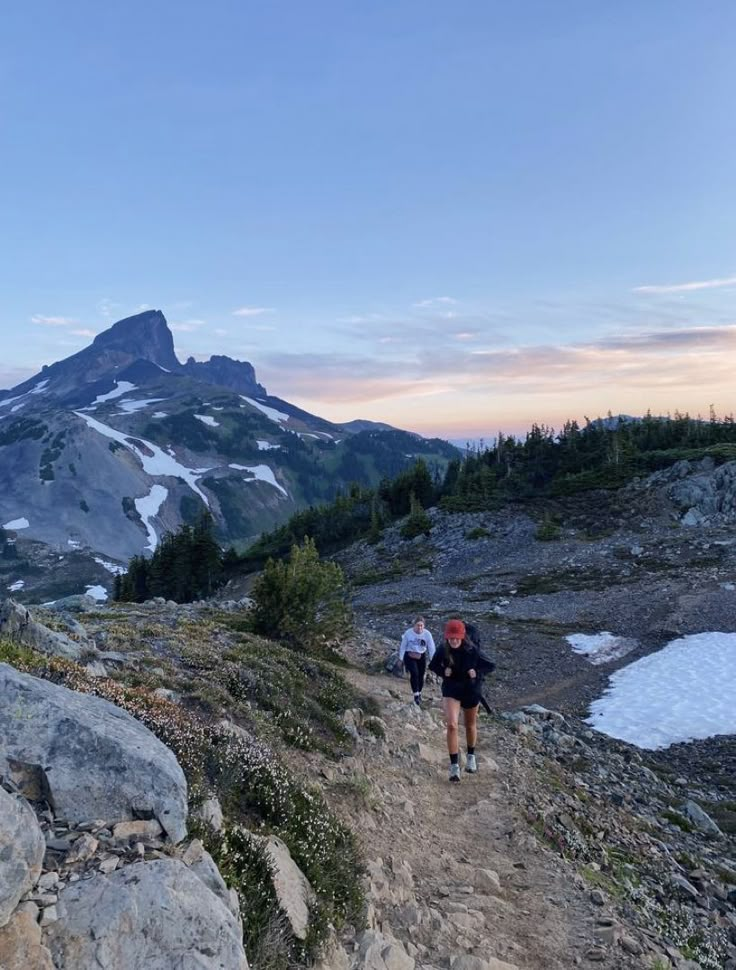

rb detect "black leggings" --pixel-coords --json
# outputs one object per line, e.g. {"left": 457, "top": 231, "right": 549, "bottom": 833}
{"left": 404, "top": 654, "right": 426, "bottom": 694}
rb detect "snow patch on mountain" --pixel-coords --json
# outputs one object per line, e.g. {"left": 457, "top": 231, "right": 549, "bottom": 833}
{"left": 30, "top": 380, "right": 49, "bottom": 395}
{"left": 84, "top": 381, "right": 138, "bottom": 409}
{"left": 195, "top": 414, "right": 220, "bottom": 427}
{"left": 7, "top": 580, "right": 24, "bottom": 592}
{"left": 94, "top": 556, "right": 126, "bottom": 576}
{"left": 85, "top": 584, "right": 108, "bottom": 601}
{"left": 240, "top": 396, "right": 289, "bottom": 424}
{"left": 74, "top": 412, "right": 212, "bottom": 503}
{"left": 586, "top": 631, "right": 736, "bottom": 748}
{"left": 3, "top": 517, "right": 29, "bottom": 530}
{"left": 134, "top": 484, "right": 169, "bottom": 552}
{"left": 116, "top": 398, "right": 167, "bottom": 414}
{"left": 257, "top": 440, "right": 280, "bottom": 451}
{"left": 229, "top": 463, "right": 288, "bottom": 498}
{"left": 566, "top": 632, "right": 637, "bottom": 665}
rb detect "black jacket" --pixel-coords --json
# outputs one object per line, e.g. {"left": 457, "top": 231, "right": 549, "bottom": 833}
{"left": 429, "top": 640, "right": 495, "bottom": 687}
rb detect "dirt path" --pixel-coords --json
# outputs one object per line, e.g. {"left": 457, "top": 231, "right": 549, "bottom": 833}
{"left": 327, "top": 668, "right": 636, "bottom": 970}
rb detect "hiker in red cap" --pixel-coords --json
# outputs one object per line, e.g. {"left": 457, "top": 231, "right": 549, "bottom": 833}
{"left": 429, "top": 618, "right": 491, "bottom": 783}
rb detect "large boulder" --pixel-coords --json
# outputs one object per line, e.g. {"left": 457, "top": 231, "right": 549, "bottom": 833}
{"left": 0, "top": 906, "right": 53, "bottom": 969}
{"left": 254, "top": 834, "right": 315, "bottom": 941}
{"left": 0, "top": 664, "right": 187, "bottom": 842}
{"left": 0, "top": 786, "right": 45, "bottom": 927}
{"left": 44, "top": 859, "right": 248, "bottom": 969}
{"left": 0, "top": 599, "right": 95, "bottom": 661}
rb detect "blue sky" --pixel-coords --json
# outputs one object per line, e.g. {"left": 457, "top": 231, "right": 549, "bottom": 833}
{"left": 2, "top": 1, "right": 736, "bottom": 436}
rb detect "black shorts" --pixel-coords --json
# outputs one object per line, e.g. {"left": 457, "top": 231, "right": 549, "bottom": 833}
{"left": 442, "top": 683, "right": 481, "bottom": 710}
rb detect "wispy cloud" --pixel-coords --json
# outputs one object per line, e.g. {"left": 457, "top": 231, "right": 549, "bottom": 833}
{"left": 69, "top": 328, "right": 97, "bottom": 338}
{"left": 31, "top": 314, "right": 77, "bottom": 327}
{"left": 634, "top": 275, "right": 736, "bottom": 294}
{"left": 413, "top": 296, "right": 457, "bottom": 308}
{"left": 232, "top": 306, "right": 274, "bottom": 317}
{"left": 170, "top": 319, "right": 206, "bottom": 333}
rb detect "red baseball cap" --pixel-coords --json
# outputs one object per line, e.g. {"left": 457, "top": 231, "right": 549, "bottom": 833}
{"left": 444, "top": 619, "right": 466, "bottom": 640}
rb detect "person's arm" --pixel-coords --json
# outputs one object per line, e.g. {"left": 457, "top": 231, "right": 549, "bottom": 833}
{"left": 428, "top": 647, "right": 443, "bottom": 676}
{"left": 399, "top": 631, "right": 409, "bottom": 662}
{"left": 426, "top": 632, "right": 436, "bottom": 662}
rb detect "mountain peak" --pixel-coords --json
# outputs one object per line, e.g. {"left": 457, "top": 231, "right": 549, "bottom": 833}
{"left": 91, "top": 310, "right": 180, "bottom": 371}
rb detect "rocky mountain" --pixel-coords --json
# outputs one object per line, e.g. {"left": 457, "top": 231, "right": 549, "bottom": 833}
{"left": 0, "top": 310, "right": 457, "bottom": 601}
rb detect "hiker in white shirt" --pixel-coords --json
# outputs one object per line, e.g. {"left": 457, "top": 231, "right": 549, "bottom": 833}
{"left": 399, "top": 616, "right": 436, "bottom": 706}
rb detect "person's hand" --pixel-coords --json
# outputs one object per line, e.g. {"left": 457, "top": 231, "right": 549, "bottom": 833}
{"left": 444, "top": 667, "right": 452, "bottom": 677}
{"left": 468, "top": 668, "right": 477, "bottom": 679}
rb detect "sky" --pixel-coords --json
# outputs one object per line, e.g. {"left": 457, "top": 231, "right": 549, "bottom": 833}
{"left": 2, "top": 1, "right": 736, "bottom": 439}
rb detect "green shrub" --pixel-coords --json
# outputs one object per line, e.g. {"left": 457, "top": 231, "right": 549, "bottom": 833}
{"left": 465, "top": 525, "right": 490, "bottom": 540}
{"left": 400, "top": 491, "right": 432, "bottom": 539}
{"left": 535, "top": 513, "right": 561, "bottom": 541}
{"left": 249, "top": 538, "right": 351, "bottom": 652}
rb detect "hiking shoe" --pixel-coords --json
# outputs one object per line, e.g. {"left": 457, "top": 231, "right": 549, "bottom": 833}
{"left": 465, "top": 753, "right": 477, "bottom": 774}
{"left": 449, "top": 764, "right": 461, "bottom": 783}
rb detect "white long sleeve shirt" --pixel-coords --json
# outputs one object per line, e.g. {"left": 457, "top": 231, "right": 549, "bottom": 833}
{"left": 399, "top": 627, "right": 436, "bottom": 662}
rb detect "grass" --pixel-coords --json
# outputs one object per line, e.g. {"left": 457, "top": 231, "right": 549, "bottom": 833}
{"left": 465, "top": 525, "right": 491, "bottom": 540}
{"left": 661, "top": 808, "right": 694, "bottom": 833}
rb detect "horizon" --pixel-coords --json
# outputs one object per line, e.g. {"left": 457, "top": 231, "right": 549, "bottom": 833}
{"left": 2, "top": 2, "right": 736, "bottom": 439}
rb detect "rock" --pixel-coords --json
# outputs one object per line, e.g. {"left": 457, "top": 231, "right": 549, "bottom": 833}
{"left": 450, "top": 956, "right": 520, "bottom": 970}
{"left": 64, "top": 833, "right": 99, "bottom": 864}
{"left": 0, "top": 599, "right": 94, "bottom": 661}
{"left": 671, "top": 873, "right": 700, "bottom": 899}
{"left": 112, "top": 819, "right": 163, "bottom": 841}
{"left": 0, "top": 906, "right": 54, "bottom": 969}
{"left": 257, "top": 834, "right": 315, "bottom": 941}
{"left": 355, "top": 930, "right": 414, "bottom": 970}
{"left": 45, "top": 594, "right": 98, "bottom": 613}
{"left": 682, "top": 799, "right": 723, "bottom": 837}
{"left": 44, "top": 859, "right": 248, "bottom": 969}
{"left": 590, "top": 889, "right": 606, "bottom": 906}
{"left": 0, "top": 664, "right": 187, "bottom": 842}
{"left": 0, "top": 786, "right": 45, "bottom": 927}
{"left": 195, "top": 795, "right": 225, "bottom": 833}
{"left": 472, "top": 868, "right": 502, "bottom": 895}
{"left": 181, "top": 839, "right": 239, "bottom": 918}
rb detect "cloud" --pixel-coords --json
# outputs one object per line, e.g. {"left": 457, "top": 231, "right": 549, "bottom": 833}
{"left": 413, "top": 296, "right": 457, "bottom": 308}
{"left": 232, "top": 306, "right": 274, "bottom": 317}
{"left": 31, "top": 315, "right": 77, "bottom": 327}
{"left": 453, "top": 331, "right": 480, "bottom": 341}
{"left": 261, "top": 323, "right": 736, "bottom": 412}
{"left": 634, "top": 275, "right": 736, "bottom": 294}
{"left": 97, "top": 298, "right": 120, "bottom": 319}
{"left": 69, "top": 328, "right": 97, "bottom": 338}
{"left": 170, "top": 319, "right": 206, "bottom": 333}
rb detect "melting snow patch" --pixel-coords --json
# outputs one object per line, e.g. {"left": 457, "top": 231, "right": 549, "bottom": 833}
{"left": 240, "top": 396, "right": 289, "bottom": 424}
{"left": 30, "top": 380, "right": 49, "bottom": 394}
{"left": 229, "top": 463, "right": 288, "bottom": 498}
{"left": 116, "top": 398, "right": 167, "bottom": 414}
{"left": 195, "top": 414, "right": 220, "bottom": 427}
{"left": 134, "top": 484, "right": 168, "bottom": 552}
{"left": 85, "top": 585, "right": 108, "bottom": 601}
{"left": 256, "top": 440, "right": 280, "bottom": 451}
{"left": 299, "top": 433, "right": 320, "bottom": 439}
{"left": 566, "top": 632, "right": 637, "bottom": 666}
{"left": 152, "top": 412, "right": 168, "bottom": 418}
{"left": 3, "top": 517, "right": 29, "bottom": 530}
{"left": 0, "top": 394, "right": 25, "bottom": 409}
{"left": 586, "top": 632, "right": 736, "bottom": 749}
{"left": 67, "top": 539, "right": 82, "bottom": 550}
{"left": 84, "top": 381, "right": 138, "bottom": 409}
{"left": 7, "top": 580, "right": 24, "bottom": 592}
{"left": 94, "top": 556, "right": 126, "bottom": 576}
{"left": 74, "top": 412, "right": 212, "bottom": 504}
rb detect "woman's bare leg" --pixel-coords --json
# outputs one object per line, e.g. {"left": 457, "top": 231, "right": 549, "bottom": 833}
{"left": 463, "top": 704, "right": 478, "bottom": 750}
{"left": 442, "top": 698, "right": 461, "bottom": 756}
